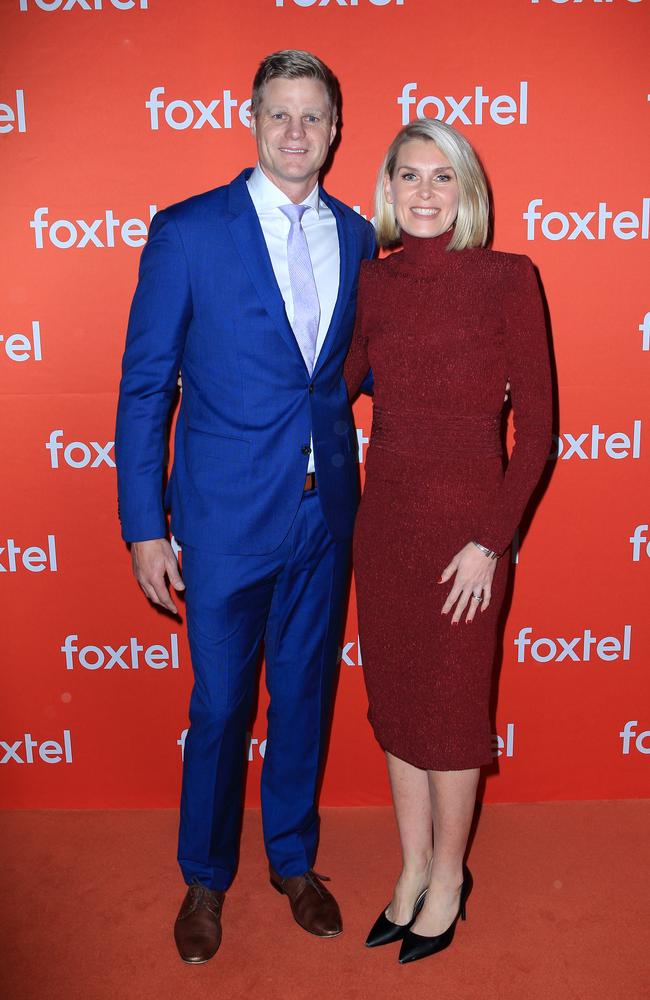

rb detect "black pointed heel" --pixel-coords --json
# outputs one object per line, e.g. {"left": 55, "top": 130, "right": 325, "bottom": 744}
{"left": 398, "top": 867, "right": 473, "bottom": 965}
{"left": 365, "top": 888, "right": 427, "bottom": 948}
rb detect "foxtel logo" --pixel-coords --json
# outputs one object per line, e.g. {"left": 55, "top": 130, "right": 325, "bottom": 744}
{"left": 276, "top": 0, "right": 404, "bottom": 5}
{"left": 178, "top": 728, "right": 269, "bottom": 762}
{"left": 356, "top": 426, "right": 369, "bottom": 465}
{"left": 619, "top": 721, "right": 650, "bottom": 755}
{"left": 177, "top": 726, "right": 517, "bottom": 763}
{"left": 0, "top": 535, "right": 57, "bottom": 573}
{"left": 339, "top": 635, "right": 362, "bottom": 666}
{"left": 46, "top": 430, "right": 115, "bottom": 469}
{"left": 523, "top": 198, "right": 650, "bottom": 240}
{"left": 531, "top": 1, "right": 643, "bottom": 5}
{"left": 398, "top": 82, "right": 528, "bottom": 126}
{"left": 61, "top": 633, "right": 180, "bottom": 670}
{"left": 514, "top": 626, "right": 632, "bottom": 663}
{"left": 639, "top": 312, "right": 650, "bottom": 351}
{"left": 629, "top": 525, "right": 650, "bottom": 561}
{"left": 1, "top": 321, "right": 42, "bottom": 363}
{"left": 0, "top": 90, "right": 26, "bottom": 133}
{"left": 146, "top": 87, "right": 251, "bottom": 130}
{"left": 30, "top": 205, "right": 156, "bottom": 249}
{"left": 550, "top": 421, "right": 641, "bottom": 461}
{"left": 491, "top": 723, "right": 515, "bottom": 758}
{"left": 1, "top": 730, "right": 72, "bottom": 764}
{"left": 19, "top": 1, "right": 148, "bottom": 9}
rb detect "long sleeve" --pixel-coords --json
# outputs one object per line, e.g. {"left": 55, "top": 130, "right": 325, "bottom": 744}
{"left": 344, "top": 263, "right": 372, "bottom": 400}
{"left": 115, "top": 209, "right": 192, "bottom": 542}
{"left": 474, "top": 256, "right": 552, "bottom": 554}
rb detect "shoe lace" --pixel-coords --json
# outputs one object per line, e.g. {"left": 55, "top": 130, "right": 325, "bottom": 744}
{"left": 188, "top": 878, "right": 222, "bottom": 916}
{"left": 304, "top": 870, "right": 331, "bottom": 899}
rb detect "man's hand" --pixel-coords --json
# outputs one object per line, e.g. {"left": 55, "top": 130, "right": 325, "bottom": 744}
{"left": 131, "top": 538, "right": 185, "bottom": 614}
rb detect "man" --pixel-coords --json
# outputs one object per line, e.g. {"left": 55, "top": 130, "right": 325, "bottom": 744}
{"left": 115, "top": 50, "right": 375, "bottom": 963}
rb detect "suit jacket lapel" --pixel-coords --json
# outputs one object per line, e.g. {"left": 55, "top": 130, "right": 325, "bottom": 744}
{"left": 312, "top": 190, "right": 354, "bottom": 378}
{"left": 226, "top": 170, "right": 307, "bottom": 371}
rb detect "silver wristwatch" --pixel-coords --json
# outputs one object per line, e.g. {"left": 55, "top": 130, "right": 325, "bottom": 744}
{"left": 471, "top": 540, "right": 499, "bottom": 560}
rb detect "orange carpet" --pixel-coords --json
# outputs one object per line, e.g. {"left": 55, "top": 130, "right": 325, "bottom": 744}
{"left": 1, "top": 803, "right": 648, "bottom": 1000}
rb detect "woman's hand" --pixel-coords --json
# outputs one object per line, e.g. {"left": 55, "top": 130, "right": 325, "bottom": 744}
{"left": 439, "top": 542, "right": 498, "bottom": 624}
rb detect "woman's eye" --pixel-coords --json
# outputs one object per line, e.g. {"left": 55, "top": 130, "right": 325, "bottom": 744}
{"left": 436, "top": 174, "right": 452, "bottom": 182}
{"left": 401, "top": 172, "right": 417, "bottom": 181}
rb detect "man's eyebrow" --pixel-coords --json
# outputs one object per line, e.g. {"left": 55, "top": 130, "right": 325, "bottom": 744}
{"left": 266, "top": 106, "right": 327, "bottom": 114}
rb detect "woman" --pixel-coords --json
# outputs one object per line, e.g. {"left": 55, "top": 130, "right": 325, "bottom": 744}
{"left": 344, "top": 119, "right": 552, "bottom": 965}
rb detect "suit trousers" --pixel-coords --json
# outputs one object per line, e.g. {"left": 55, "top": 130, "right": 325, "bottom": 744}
{"left": 177, "top": 489, "right": 351, "bottom": 891}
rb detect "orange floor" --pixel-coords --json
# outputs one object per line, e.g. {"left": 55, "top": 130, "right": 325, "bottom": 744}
{"left": 2, "top": 802, "right": 648, "bottom": 1000}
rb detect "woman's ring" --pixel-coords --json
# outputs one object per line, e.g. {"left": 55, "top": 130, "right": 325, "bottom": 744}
{"left": 471, "top": 593, "right": 482, "bottom": 601}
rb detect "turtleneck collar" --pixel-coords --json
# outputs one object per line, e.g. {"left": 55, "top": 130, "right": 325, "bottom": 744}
{"left": 399, "top": 227, "right": 455, "bottom": 260}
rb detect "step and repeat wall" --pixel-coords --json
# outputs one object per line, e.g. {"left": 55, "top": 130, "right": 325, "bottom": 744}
{"left": 2, "top": 0, "right": 649, "bottom": 808}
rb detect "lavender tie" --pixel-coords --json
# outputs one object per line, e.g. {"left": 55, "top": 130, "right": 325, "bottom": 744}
{"left": 279, "top": 203, "right": 320, "bottom": 375}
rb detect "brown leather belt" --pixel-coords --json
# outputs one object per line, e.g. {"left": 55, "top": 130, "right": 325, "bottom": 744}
{"left": 304, "top": 472, "right": 317, "bottom": 492}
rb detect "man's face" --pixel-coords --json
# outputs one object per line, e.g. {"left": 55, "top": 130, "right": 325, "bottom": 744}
{"left": 252, "top": 76, "right": 337, "bottom": 197}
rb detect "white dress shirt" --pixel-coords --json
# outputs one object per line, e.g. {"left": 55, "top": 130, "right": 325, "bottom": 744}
{"left": 247, "top": 164, "right": 340, "bottom": 474}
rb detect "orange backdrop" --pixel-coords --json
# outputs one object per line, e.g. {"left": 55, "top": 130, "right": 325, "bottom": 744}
{"left": 2, "top": 0, "right": 649, "bottom": 809}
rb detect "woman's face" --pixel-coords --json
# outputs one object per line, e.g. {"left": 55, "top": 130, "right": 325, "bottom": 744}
{"left": 385, "top": 138, "right": 460, "bottom": 239}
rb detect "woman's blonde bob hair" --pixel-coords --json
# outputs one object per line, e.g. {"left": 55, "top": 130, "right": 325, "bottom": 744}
{"left": 375, "top": 119, "right": 490, "bottom": 251}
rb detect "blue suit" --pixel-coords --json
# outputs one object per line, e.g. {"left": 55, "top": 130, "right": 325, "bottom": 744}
{"left": 116, "top": 169, "right": 375, "bottom": 889}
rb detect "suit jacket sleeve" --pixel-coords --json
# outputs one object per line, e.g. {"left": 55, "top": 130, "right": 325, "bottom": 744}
{"left": 475, "top": 256, "right": 553, "bottom": 555}
{"left": 115, "top": 210, "right": 192, "bottom": 542}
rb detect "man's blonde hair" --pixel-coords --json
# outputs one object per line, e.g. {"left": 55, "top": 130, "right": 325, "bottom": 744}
{"left": 251, "top": 49, "right": 340, "bottom": 119}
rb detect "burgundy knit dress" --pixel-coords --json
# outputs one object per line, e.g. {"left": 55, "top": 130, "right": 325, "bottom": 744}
{"left": 344, "top": 230, "right": 552, "bottom": 770}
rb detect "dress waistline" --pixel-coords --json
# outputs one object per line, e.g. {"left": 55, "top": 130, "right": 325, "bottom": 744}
{"left": 369, "top": 408, "right": 504, "bottom": 459}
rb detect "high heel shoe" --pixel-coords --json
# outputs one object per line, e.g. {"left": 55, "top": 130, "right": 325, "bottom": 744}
{"left": 365, "top": 888, "right": 428, "bottom": 948}
{"left": 398, "top": 867, "right": 473, "bottom": 964}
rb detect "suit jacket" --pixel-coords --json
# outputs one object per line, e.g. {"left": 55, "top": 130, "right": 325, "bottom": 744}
{"left": 115, "top": 168, "right": 376, "bottom": 554}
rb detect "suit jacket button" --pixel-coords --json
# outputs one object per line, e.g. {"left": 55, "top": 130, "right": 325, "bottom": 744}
{"left": 308, "top": 385, "right": 314, "bottom": 394}
{"left": 301, "top": 444, "right": 312, "bottom": 456}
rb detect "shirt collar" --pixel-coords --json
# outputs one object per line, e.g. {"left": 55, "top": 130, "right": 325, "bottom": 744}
{"left": 248, "top": 163, "right": 321, "bottom": 218}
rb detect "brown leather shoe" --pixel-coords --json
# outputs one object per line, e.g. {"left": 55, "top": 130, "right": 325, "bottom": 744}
{"left": 269, "top": 867, "right": 342, "bottom": 937}
{"left": 173, "top": 882, "right": 225, "bottom": 964}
